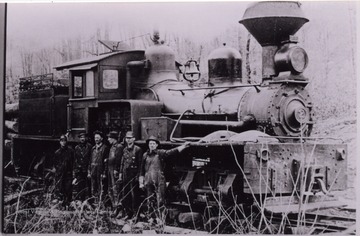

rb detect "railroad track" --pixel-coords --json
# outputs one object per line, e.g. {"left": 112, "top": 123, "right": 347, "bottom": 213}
{"left": 266, "top": 206, "right": 356, "bottom": 234}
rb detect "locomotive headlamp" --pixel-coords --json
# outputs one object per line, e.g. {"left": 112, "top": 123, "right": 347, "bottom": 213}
{"left": 183, "top": 58, "right": 201, "bottom": 82}
{"left": 274, "top": 45, "right": 308, "bottom": 74}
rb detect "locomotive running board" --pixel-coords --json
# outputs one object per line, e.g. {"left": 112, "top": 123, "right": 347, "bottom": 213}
{"left": 263, "top": 195, "right": 349, "bottom": 214}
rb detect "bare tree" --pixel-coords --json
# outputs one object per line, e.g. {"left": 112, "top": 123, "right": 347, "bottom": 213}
{"left": 20, "top": 49, "right": 34, "bottom": 77}
{"left": 36, "top": 48, "right": 52, "bottom": 75}
{"left": 347, "top": 2, "right": 356, "bottom": 78}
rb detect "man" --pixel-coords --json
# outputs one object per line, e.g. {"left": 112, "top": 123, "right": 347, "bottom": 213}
{"left": 107, "top": 131, "right": 124, "bottom": 209}
{"left": 73, "top": 132, "right": 92, "bottom": 201}
{"left": 88, "top": 131, "right": 109, "bottom": 203}
{"left": 119, "top": 131, "right": 143, "bottom": 218}
{"left": 53, "top": 134, "right": 74, "bottom": 208}
{"left": 139, "top": 136, "right": 190, "bottom": 220}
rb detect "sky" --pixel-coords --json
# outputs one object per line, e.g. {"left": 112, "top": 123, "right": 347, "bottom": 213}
{"left": 7, "top": 2, "right": 249, "bottom": 47}
{"left": 7, "top": 1, "right": 354, "bottom": 49}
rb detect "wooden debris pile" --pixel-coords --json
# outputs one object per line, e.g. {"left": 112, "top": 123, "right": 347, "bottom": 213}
{"left": 4, "top": 102, "right": 19, "bottom": 176}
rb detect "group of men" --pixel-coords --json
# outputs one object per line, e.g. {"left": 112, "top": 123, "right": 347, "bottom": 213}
{"left": 52, "top": 130, "right": 189, "bottom": 220}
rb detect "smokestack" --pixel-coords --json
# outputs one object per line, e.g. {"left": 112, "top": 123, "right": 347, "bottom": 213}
{"left": 239, "top": 1, "right": 309, "bottom": 79}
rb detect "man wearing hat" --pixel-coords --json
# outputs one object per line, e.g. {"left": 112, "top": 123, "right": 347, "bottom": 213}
{"left": 53, "top": 134, "right": 74, "bottom": 208}
{"left": 73, "top": 132, "right": 92, "bottom": 201}
{"left": 118, "top": 131, "right": 143, "bottom": 219}
{"left": 88, "top": 131, "right": 109, "bottom": 203}
{"left": 106, "top": 131, "right": 124, "bottom": 209}
{"left": 139, "top": 136, "right": 190, "bottom": 219}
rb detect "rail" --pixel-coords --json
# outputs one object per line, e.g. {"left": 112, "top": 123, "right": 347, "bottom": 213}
{"left": 268, "top": 208, "right": 356, "bottom": 234}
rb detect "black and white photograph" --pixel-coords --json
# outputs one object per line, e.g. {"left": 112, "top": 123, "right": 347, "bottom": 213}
{"left": 2, "top": 1, "right": 357, "bottom": 234}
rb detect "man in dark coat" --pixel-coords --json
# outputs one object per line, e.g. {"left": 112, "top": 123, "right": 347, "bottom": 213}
{"left": 88, "top": 131, "right": 109, "bottom": 203}
{"left": 73, "top": 132, "right": 92, "bottom": 201}
{"left": 107, "top": 131, "right": 124, "bottom": 209}
{"left": 139, "top": 136, "right": 189, "bottom": 219}
{"left": 119, "top": 131, "right": 143, "bottom": 218}
{"left": 53, "top": 134, "right": 74, "bottom": 207}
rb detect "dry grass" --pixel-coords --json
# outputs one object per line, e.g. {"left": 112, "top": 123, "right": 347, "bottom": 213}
{"left": 3, "top": 181, "right": 116, "bottom": 234}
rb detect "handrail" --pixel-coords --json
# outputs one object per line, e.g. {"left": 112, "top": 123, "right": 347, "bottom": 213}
{"left": 168, "top": 83, "right": 261, "bottom": 92}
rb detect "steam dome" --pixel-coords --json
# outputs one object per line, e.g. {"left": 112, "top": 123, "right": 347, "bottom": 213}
{"left": 208, "top": 44, "right": 242, "bottom": 84}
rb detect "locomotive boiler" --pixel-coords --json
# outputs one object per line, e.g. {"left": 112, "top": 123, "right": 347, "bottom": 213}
{"left": 11, "top": 1, "right": 347, "bottom": 230}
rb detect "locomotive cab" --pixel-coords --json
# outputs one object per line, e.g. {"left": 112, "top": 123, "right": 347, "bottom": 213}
{"left": 54, "top": 50, "right": 156, "bottom": 140}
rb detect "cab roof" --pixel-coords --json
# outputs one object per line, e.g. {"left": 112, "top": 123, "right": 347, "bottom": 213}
{"left": 54, "top": 49, "right": 182, "bottom": 71}
{"left": 54, "top": 51, "right": 143, "bottom": 70}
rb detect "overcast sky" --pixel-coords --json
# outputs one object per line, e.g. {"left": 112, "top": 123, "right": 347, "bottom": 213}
{"left": 7, "top": 2, "right": 249, "bottom": 47}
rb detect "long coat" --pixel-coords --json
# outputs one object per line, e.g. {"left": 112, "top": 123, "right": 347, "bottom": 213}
{"left": 74, "top": 142, "right": 92, "bottom": 200}
{"left": 120, "top": 145, "right": 142, "bottom": 181}
{"left": 88, "top": 143, "right": 109, "bottom": 197}
{"left": 53, "top": 146, "right": 74, "bottom": 204}
{"left": 107, "top": 142, "right": 123, "bottom": 178}
{"left": 54, "top": 146, "right": 74, "bottom": 181}
{"left": 74, "top": 142, "right": 92, "bottom": 177}
{"left": 140, "top": 148, "right": 179, "bottom": 206}
{"left": 107, "top": 142, "right": 123, "bottom": 205}
{"left": 119, "top": 145, "right": 143, "bottom": 214}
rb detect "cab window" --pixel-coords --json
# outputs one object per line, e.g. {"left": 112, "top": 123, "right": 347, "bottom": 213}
{"left": 72, "top": 70, "right": 95, "bottom": 98}
{"left": 103, "top": 69, "right": 118, "bottom": 90}
{"left": 85, "top": 71, "right": 95, "bottom": 96}
{"left": 73, "top": 76, "right": 83, "bottom": 97}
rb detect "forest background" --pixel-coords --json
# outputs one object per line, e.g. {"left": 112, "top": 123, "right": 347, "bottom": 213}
{"left": 5, "top": 1, "right": 356, "bottom": 122}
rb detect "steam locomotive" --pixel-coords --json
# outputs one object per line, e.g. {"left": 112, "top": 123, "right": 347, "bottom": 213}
{"left": 12, "top": 1, "right": 347, "bottom": 227}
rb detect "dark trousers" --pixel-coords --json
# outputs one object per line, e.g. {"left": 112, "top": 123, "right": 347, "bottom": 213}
{"left": 55, "top": 176, "right": 72, "bottom": 206}
{"left": 90, "top": 174, "right": 103, "bottom": 202}
{"left": 74, "top": 172, "right": 88, "bottom": 201}
{"left": 108, "top": 167, "right": 119, "bottom": 208}
{"left": 145, "top": 181, "right": 166, "bottom": 219}
{"left": 121, "top": 177, "right": 140, "bottom": 217}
